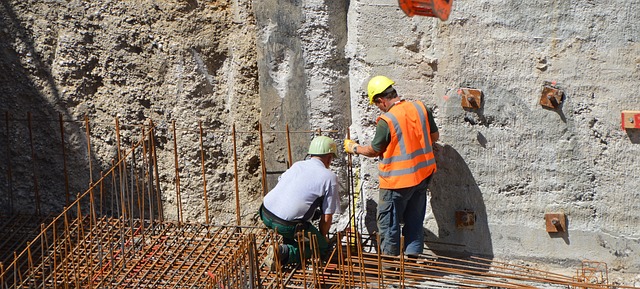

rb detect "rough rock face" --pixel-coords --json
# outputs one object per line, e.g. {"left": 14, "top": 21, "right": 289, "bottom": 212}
{"left": 1, "top": 0, "right": 639, "bottom": 285}
{"left": 0, "top": 0, "right": 261, "bottom": 223}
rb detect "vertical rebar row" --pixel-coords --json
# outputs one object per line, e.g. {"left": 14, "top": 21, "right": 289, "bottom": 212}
{"left": 232, "top": 124, "right": 241, "bottom": 226}
{"left": 141, "top": 124, "right": 153, "bottom": 224}
{"left": 74, "top": 195, "right": 84, "bottom": 287}
{"left": 332, "top": 231, "right": 344, "bottom": 288}
{"left": 258, "top": 122, "right": 267, "bottom": 195}
{"left": 171, "top": 120, "right": 183, "bottom": 223}
{"left": 134, "top": 142, "right": 145, "bottom": 235}
{"left": 84, "top": 115, "right": 93, "bottom": 185}
{"left": 0, "top": 253, "right": 4, "bottom": 287}
{"left": 12, "top": 252, "right": 20, "bottom": 286}
{"left": 0, "top": 117, "right": 627, "bottom": 289}
{"left": 297, "top": 231, "right": 307, "bottom": 289}
{"left": 310, "top": 233, "right": 321, "bottom": 287}
{"left": 115, "top": 118, "right": 126, "bottom": 220}
{"left": 51, "top": 219, "right": 58, "bottom": 289}
{"left": 38, "top": 224, "right": 46, "bottom": 288}
{"left": 25, "top": 242, "right": 32, "bottom": 287}
{"left": 355, "top": 229, "right": 367, "bottom": 287}
{"left": 149, "top": 120, "right": 164, "bottom": 222}
{"left": 376, "top": 233, "right": 383, "bottom": 288}
{"left": 0, "top": 123, "right": 161, "bottom": 288}
{"left": 87, "top": 214, "right": 95, "bottom": 289}
{"left": 128, "top": 144, "right": 136, "bottom": 246}
{"left": 110, "top": 159, "right": 118, "bottom": 220}
{"left": 346, "top": 128, "right": 356, "bottom": 250}
{"left": 285, "top": 124, "right": 292, "bottom": 168}
{"left": 199, "top": 121, "right": 210, "bottom": 224}
{"left": 133, "top": 143, "right": 140, "bottom": 220}
{"left": 4, "top": 112, "right": 14, "bottom": 215}
{"left": 61, "top": 207, "right": 71, "bottom": 286}
{"left": 27, "top": 112, "right": 41, "bottom": 216}
{"left": 58, "top": 114, "right": 70, "bottom": 207}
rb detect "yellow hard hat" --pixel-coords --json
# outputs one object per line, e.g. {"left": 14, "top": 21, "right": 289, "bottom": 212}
{"left": 367, "top": 75, "right": 395, "bottom": 104}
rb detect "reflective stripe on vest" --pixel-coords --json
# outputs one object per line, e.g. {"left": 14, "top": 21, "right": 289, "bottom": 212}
{"left": 377, "top": 101, "right": 436, "bottom": 189}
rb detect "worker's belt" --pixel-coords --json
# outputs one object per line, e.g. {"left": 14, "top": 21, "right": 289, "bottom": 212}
{"left": 260, "top": 204, "right": 305, "bottom": 227}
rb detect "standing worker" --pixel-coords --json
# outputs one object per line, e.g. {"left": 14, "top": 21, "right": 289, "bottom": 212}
{"left": 260, "top": 136, "right": 341, "bottom": 270}
{"left": 344, "top": 75, "right": 439, "bottom": 258}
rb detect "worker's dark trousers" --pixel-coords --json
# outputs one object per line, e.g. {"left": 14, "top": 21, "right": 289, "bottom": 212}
{"left": 260, "top": 208, "right": 329, "bottom": 265}
{"left": 377, "top": 175, "right": 432, "bottom": 256}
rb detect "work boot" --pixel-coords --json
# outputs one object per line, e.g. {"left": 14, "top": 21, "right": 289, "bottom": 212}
{"left": 404, "top": 254, "right": 435, "bottom": 274}
{"left": 264, "top": 245, "right": 289, "bottom": 271}
{"left": 405, "top": 253, "right": 434, "bottom": 265}
{"left": 264, "top": 246, "right": 277, "bottom": 271}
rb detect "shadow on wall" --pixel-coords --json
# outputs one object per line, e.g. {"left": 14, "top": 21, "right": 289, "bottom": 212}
{"left": 0, "top": 2, "right": 97, "bottom": 216}
{"left": 626, "top": 129, "right": 640, "bottom": 144}
{"left": 360, "top": 144, "right": 493, "bottom": 263}
{"left": 426, "top": 144, "right": 493, "bottom": 259}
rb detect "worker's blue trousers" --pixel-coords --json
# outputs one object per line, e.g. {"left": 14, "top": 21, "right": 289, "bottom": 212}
{"left": 377, "top": 176, "right": 432, "bottom": 256}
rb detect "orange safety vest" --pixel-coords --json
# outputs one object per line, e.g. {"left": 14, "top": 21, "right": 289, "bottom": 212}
{"left": 376, "top": 100, "right": 436, "bottom": 189}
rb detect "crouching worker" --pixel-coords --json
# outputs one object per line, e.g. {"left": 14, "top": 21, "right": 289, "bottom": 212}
{"left": 260, "top": 136, "right": 341, "bottom": 270}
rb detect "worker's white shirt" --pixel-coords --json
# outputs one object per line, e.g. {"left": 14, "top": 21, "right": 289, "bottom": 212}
{"left": 263, "top": 158, "right": 340, "bottom": 221}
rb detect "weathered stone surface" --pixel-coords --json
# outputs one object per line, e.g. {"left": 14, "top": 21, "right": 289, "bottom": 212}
{"left": 0, "top": 0, "right": 262, "bottom": 223}
{"left": 1, "top": 0, "right": 639, "bottom": 284}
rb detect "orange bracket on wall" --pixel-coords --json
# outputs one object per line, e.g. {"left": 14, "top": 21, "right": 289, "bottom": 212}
{"left": 544, "top": 212, "right": 566, "bottom": 233}
{"left": 540, "top": 82, "right": 564, "bottom": 109}
{"left": 621, "top": 110, "right": 640, "bottom": 129}
{"left": 399, "top": 0, "right": 453, "bottom": 21}
{"left": 459, "top": 88, "right": 483, "bottom": 109}
{"left": 455, "top": 210, "right": 475, "bottom": 228}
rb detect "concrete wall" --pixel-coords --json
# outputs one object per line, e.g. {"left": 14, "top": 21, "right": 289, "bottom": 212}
{"left": 254, "top": 0, "right": 640, "bottom": 279}
{"left": 346, "top": 0, "right": 640, "bottom": 275}
{"left": 2, "top": 0, "right": 638, "bottom": 281}
{"left": 255, "top": 0, "right": 350, "bottom": 191}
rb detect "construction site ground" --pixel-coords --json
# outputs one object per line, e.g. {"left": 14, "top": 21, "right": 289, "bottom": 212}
{"left": 1, "top": 120, "right": 635, "bottom": 289}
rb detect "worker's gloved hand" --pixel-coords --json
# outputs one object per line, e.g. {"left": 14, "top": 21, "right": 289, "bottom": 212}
{"left": 344, "top": 139, "right": 359, "bottom": 154}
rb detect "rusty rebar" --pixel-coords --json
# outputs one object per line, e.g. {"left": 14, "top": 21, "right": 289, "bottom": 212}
{"left": 115, "top": 118, "right": 127, "bottom": 220}
{"left": 232, "top": 124, "right": 241, "bottom": 226}
{"left": 7, "top": 221, "right": 629, "bottom": 289}
{"left": 298, "top": 231, "right": 307, "bottom": 289}
{"left": 149, "top": 120, "right": 164, "bottom": 222}
{"left": 171, "top": 120, "right": 183, "bottom": 223}
{"left": 285, "top": 124, "right": 292, "bottom": 168}
{"left": 84, "top": 115, "right": 93, "bottom": 185}
{"left": 4, "top": 112, "right": 14, "bottom": 215}
{"left": 27, "top": 112, "right": 41, "bottom": 216}
{"left": 376, "top": 233, "right": 383, "bottom": 288}
{"left": 37, "top": 224, "right": 44, "bottom": 288}
{"left": 1, "top": 118, "right": 634, "bottom": 289}
{"left": 59, "top": 113, "right": 71, "bottom": 207}
{"left": 100, "top": 171, "right": 104, "bottom": 217}
{"left": 199, "top": 121, "right": 210, "bottom": 224}
{"left": 52, "top": 219, "right": 58, "bottom": 289}
{"left": 258, "top": 122, "right": 267, "bottom": 195}
{"left": 346, "top": 128, "right": 357, "bottom": 249}
{"left": 141, "top": 124, "right": 154, "bottom": 224}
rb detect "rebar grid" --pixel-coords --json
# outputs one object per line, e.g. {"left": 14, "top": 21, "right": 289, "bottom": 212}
{"left": 1, "top": 116, "right": 638, "bottom": 289}
{"left": 4, "top": 216, "right": 636, "bottom": 289}
{"left": 206, "top": 228, "right": 638, "bottom": 289}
